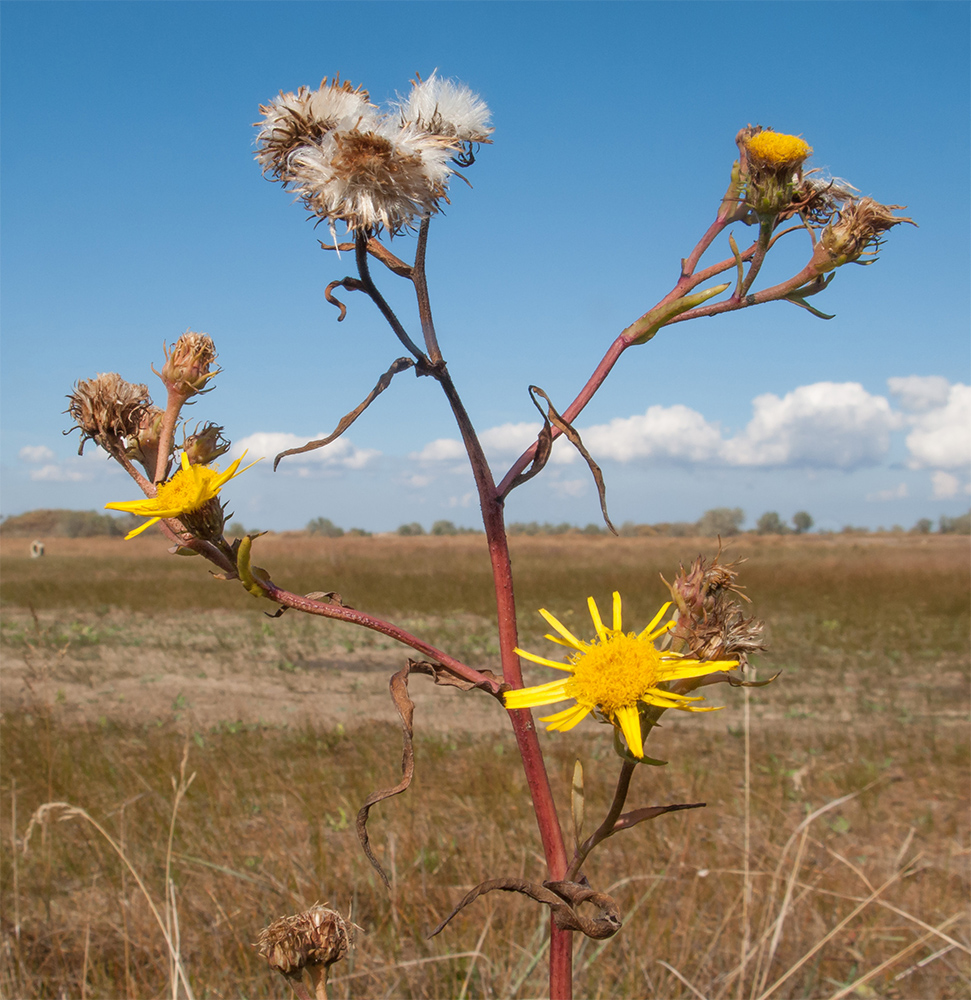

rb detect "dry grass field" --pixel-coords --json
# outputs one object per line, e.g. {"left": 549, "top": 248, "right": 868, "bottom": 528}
{"left": 1, "top": 532, "right": 968, "bottom": 999}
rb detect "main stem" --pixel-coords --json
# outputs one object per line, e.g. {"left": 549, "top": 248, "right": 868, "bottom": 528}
{"left": 435, "top": 369, "right": 573, "bottom": 998}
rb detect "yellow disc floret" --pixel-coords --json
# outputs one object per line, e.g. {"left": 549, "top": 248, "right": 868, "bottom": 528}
{"left": 566, "top": 633, "right": 665, "bottom": 715}
{"left": 745, "top": 131, "right": 812, "bottom": 168}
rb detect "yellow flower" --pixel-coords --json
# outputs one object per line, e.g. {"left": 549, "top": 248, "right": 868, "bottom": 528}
{"left": 745, "top": 130, "right": 812, "bottom": 169}
{"left": 505, "top": 593, "right": 739, "bottom": 758}
{"left": 106, "top": 452, "right": 255, "bottom": 540}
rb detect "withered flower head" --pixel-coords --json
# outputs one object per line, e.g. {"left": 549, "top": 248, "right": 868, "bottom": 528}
{"left": 157, "top": 332, "right": 219, "bottom": 399}
{"left": 66, "top": 373, "right": 152, "bottom": 456}
{"left": 664, "top": 551, "right": 766, "bottom": 667}
{"left": 257, "top": 904, "right": 350, "bottom": 976}
{"left": 182, "top": 422, "right": 231, "bottom": 466}
{"left": 816, "top": 196, "right": 916, "bottom": 271}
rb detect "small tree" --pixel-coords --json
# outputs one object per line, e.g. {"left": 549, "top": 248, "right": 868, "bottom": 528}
{"left": 397, "top": 522, "right": 425, "bottom": 536}
{"left": 792, "top": 511, "right": 813, "bottom": 534}
{"left": 696, "top": 507, "right": 745, "bottom": 537}
{"left": 307, "top": 517, "right": 344, "bottom": 538}
{"left": 756, "top": 511, "right": 789, "bottom": 535}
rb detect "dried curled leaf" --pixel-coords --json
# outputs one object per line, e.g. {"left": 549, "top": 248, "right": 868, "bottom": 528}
{"left": 431, "top": 878, "right": 622, "bottom": 940}
{"left": 356, "top": 659, "right": 499, "bottom": 888}
{"left": 274, "top": 357, "right": 414, "bottom": 470}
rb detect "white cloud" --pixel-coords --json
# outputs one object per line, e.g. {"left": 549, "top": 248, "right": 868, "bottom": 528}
{"left": 20, "top": 445, "right": 55, "bottom": 464}
{"left": 235, "top": 432, "right": 378, "bottom": 470}
{"left": 583, "top": 405, "right": 722, "bottom": 463}
{"left": 930, "top": 471, "right": 970, "bottom": 499}
{"left": 888, "top": 375, "right": 952, "bottom": 412}
{"left": 410, "top": 438, "right": 466, "bottom": 462}
{"left": 866, "top": 482, "right": 908, "bottom": 502}
{"left": 903, "top": 383, "right": 971, "bottom": 470}
{"left": 721, "top": 382, "right": 900, "bottom": 469}
{"left": 29, "top": 463, "right": 88, "bottom": 482}
{"left": 549, "top": 478, "right": 588, "bottom": 498}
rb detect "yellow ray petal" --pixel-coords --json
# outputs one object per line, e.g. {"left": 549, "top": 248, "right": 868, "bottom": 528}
{"left": 514, "top": 648, "right": 574, "bottom": 671}
{"left": 539, "top": 608, "right": 585, "bottom": 650}
{"left": 639, "top": 601, "right": 673, "bottom": 640}
{"left": 613, "top": 703, "right": 643, "bottom": 758}
{"left": 504, "top": 678, "right": 572, "bottom": 710}
{"left": 587, "top": 596, "right": 608, "bottom": 643}
{"left": 540, "top": 703, "right": 591, "bottom": 732}
{"left": 123, "top": 516, "right": 161, "bottom": 540}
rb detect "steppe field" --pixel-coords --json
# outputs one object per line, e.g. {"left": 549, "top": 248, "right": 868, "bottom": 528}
{"left": 1, "top": 532, "right": 968, "bottom": 999}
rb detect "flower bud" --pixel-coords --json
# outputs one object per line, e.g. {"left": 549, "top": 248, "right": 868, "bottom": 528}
{"left": 66, "top": 373, "right": 152, "bottom": 455}
{"left": 157, "top": 332, "right": 219, "bottom": 399}
{"left": 182, "top": 422, "right": 231, "bottom": 466}
{"left": 257, "top": 904, "right": 350, "bottom": 976}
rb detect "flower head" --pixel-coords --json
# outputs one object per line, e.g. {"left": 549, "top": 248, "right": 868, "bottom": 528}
{"left": 256, "top": 74, "right": 490, "bottom": 235}
{"left": 738, "top": 126, "right": 813, "bottom": 218}
{"left": 816, "top": 196, "right": 916, "bottom": 270}
{"left": 505, "top": 593, "right": 738, "bottom": 758}
{"left": 157, "top": 332, "right": 219, "bottom": 399}
{"left": 398, "top": 72, "right": 493, "bottom": 155}
{"left": 105, "top": 451, "right": 255, "bottom": 539}
{"left": 258, "top": 903, "right": 350, "bottom": 976}
{"left": 66, "top": 373, "right": 152, "bottom": 456}
{"left": 744, "top": 130, "right": 812, "bottom": 171}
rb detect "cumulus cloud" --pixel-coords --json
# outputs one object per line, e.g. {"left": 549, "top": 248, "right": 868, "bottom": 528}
{"left": 411, "top": 423, "right": 575, "bottom": 466}
{"left": 583, "top": 405, "right": 722, "bottom": 463}
{"left": 410, "top": 438, "right": 466, "bottom": 463}
{"left": 234, "top": 432, "right": 378, "bottom": 470}
{"left": 902, "top": 383, "right": 971, "bottom": 470}
{"left": 866, "top": 482, "right": 908, "bottom": 502}
{"left": 720, "top": 382, "right": 900, "bottom": 469}
{"left": 888, "top": 375, "right": 952, "bottom": 412}
{"left": 20, "top": 445, "right": 55, "bottom": 464}
{"left": 930, "top": 471, "right": 970, "bottom": 499}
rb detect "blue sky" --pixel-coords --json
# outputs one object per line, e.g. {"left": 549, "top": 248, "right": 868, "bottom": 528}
{"left": 2, "top": 1, "right": 969, "bottom": 533}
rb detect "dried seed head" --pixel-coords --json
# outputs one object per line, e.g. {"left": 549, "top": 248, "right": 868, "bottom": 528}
{"left": 255, "top": 77, "right": 376, "bottom": 180}
{"left": 66, "top": 373, "right": 152, "bottom": 456}
{"left": 158, "top": 332, "right": 219, "bottom": 399}
{"left": 256, "top": 74, "right": 490, "bottom": 235}
{"left": 257, "top": 904, "right": 350, "bottom": 975}
{"left": 665, "top": 551, "right": 766, "bottom": 667}
{"left": 816, "top": 196, "right": 916, "bottom": 270}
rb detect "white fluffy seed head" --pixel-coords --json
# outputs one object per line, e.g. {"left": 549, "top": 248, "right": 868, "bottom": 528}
{"left": 255, "top": 74, "right": 492, "bottom": 234}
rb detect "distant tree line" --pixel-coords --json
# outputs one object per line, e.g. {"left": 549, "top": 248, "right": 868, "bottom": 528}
{"left": 0, "top": 509, "right": 140, "bottom": 537}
